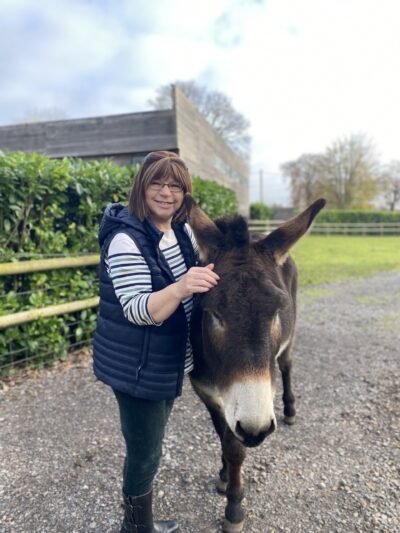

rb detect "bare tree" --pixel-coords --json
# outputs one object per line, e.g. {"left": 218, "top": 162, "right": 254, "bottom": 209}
{"left": 149, "top": 81, "right": 251, "bottom": 159}
{"left": 281, "top": 153, "right": 323, "bottom": 208}
{"left": 380, "top": 161, "right": 400, "bottom": 211}
{"left": 282, "top": 134, "right": 380, "bottom": 208}
{"left": 318, "top": 134, "right": 379, "bottom": 208}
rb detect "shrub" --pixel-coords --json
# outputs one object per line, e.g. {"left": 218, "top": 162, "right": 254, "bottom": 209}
{"left": 0, "top": 152, "right": 238, "bottom": 374}
{"left": 0, "top": 152, "right": 134, "bottom": 258}
{"left": 0, "top": 152, "right": 134, "bottom": 375}
{"left": 249, "top": 202, "right": 274, "bottom": 220}
{"left": 192, "top": 176, "right": 239, "bottom": 219}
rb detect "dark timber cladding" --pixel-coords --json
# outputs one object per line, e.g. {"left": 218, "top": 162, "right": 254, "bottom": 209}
{"left": 0, "top": 110, "right": 178, "bottom": 160}
{"left": 0, "top": 87, "right": 249, "bottom": 213}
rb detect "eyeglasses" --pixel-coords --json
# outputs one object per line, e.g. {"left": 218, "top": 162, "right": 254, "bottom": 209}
{"left": 148, "top": 181, "right": 183, "bottom": 193}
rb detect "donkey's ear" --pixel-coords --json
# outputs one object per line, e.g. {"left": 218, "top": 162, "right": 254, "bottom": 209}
{"left": 184, "top": 194, "right": 223, "bottom": 263}
{"left": 255, "top": 198, "right": 326, "bottom": 265}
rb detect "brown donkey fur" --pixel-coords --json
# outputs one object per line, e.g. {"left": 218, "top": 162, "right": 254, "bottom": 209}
{"left": 185, "top": 195, "right": 326, "bottom": 533}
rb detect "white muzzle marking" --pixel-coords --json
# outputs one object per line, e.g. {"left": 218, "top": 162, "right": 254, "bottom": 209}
{"left": 221, "top": 375, "right": 276, "bottom": 440}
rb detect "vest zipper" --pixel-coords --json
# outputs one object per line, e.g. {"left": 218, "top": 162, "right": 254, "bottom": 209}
{"left": 136, "top": 328, "right": 151, "bottom": 382}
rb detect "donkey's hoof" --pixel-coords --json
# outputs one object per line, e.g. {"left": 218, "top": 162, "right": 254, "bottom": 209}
{"left": 284, "top": 415, "right": 296, "bottom": 425}
{"left": 216, "top": 478, "right": 228, "bottom": 495}
{"left": 222, "top": 518, "right": 244, "bottom": 533}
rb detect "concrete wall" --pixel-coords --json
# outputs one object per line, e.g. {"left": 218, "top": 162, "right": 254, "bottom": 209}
{"left": 174, "top": 88, "right": 249, "bottom": 215}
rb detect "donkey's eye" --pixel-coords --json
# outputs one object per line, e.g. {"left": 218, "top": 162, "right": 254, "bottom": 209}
{"left": 270, "top": 313, "right": 281, "bottom": 342}
{"left": 210, "top": 311, "right": 224, "bottom": 329}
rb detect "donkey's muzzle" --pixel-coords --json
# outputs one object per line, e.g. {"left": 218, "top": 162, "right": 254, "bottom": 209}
{"left": 235, "top": 418, "right": 276, "bottom": 448}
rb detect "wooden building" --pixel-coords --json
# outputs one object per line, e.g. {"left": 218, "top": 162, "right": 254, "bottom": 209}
{"left": 0, "top": 87, "right": 249, "bottom": 214}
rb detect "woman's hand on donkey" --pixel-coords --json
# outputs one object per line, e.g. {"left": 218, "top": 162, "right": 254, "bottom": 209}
{"left": 175, "top": 264, "right": 219, "bottom": 299}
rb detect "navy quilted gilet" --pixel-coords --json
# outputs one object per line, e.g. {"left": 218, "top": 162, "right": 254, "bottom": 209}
{"left": 92, "top": 204, "right": 196, "bottom": 400}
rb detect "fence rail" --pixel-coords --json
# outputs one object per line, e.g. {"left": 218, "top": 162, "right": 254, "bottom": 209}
{"left": 0, "top": 297, "right": 99, "bottom": 329}
{"left": 249, "top": 221, "right": 400, "bottom": 235}
{"left": 0, "top": 254, "right": 100, "bottom": 276}
{"left": 0, "top": 255, "right": 100, "bottom": 330}
{"left": 0, "top": 255, "right": 100, "bottom": 376}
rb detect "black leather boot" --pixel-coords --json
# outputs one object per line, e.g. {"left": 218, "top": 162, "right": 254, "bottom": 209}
{"left": 120, "top": 490, "right": 179, "bottom": 533}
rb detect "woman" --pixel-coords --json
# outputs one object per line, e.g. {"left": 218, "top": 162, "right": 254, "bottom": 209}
{"left": 93, "top": 151, "right": 219, "bottom": 533}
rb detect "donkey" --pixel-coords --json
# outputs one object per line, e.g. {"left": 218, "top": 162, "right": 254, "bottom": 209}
{"left": 185, "top": 196, "right": 326, "bottom": 533}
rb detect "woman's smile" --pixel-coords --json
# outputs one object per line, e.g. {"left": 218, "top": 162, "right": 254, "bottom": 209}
{"left": 154, "top": 199, "right": 175, "bottom": 208}
{"left": 150, "top": 198, "right": 177, "bottom": 213}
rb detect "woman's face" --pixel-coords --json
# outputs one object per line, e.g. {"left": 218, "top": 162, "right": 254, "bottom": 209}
{"left": 144, "top": 175, "right": 184, "bottom": 229}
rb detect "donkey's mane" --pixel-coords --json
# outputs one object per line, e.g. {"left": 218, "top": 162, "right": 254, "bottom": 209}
{"left": 214, "top": 215, "right": 249, "bottom": 247}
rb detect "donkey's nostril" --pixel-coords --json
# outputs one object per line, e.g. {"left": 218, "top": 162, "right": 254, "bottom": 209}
{"left": 235, "top": 420, "right": 246, "bottom": 439}
{"left": 235, "top": 419, "right": 276, "bottom": 447}
{"left": 268, "top": 418, "right": 276, "bottom": 435}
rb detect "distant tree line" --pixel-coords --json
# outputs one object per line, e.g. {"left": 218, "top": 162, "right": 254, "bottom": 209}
{"left": 281, "top": 134, "right": 400, "bottom": 211}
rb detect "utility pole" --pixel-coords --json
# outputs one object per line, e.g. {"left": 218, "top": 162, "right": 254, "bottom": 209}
{"left": 259, "top": 169, "right": 264, "bottom": 203}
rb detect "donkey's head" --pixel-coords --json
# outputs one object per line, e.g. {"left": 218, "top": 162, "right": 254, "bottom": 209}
{"left": 186, "top": 195, "right": 325, "bottom": 447}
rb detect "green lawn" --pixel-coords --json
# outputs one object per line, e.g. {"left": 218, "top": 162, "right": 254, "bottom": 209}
{"left": 291, "top": 235, "right": 400, "bottom": 287}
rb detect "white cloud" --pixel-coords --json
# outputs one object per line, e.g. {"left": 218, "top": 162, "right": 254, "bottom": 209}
{"left": 1, "top": 0, "right": 399, "bottom": 205}
{"left": 206, "top": 0, "right": 400, "bottom": 202}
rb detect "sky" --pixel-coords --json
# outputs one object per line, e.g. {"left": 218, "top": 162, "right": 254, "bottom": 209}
{"left": 1, "top": 0, "right": 400, "bottom": 205}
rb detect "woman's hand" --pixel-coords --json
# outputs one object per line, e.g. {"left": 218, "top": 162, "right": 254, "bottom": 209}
{"left": 175, "top": 263, "right": 220, "bottom": 300}
{"left": 148, "top": 264, "right": 219, "bottom": 323}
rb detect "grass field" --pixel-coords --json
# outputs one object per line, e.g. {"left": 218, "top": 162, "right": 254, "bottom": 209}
{"left": 291, "top": 235, "right": 400, "bottom": 287}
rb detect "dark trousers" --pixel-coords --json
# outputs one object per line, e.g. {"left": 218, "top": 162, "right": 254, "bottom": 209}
{"left": 113, "top": 389, "right": 174, "bottom": 497}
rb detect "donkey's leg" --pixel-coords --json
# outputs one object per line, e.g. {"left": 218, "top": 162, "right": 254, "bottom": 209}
{"left": 204, "top": 402, "right": 229, "bottom": 494}
{"left": 190, "top": 378, "right": 229, "bottom": 493}
{"left": 278, "top": 345, "right": 296, "bottom": 424}
{"left": 222, "top": 427, "right": 246, "bottom": 533}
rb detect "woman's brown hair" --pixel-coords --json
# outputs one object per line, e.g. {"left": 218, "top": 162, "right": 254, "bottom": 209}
{"left": 128, "top": 151, "right": 192, "bottom": 222}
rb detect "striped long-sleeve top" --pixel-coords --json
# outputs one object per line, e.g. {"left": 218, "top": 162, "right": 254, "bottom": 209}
{"left": 105, "top": 224, "right": 198, "bottom": 374}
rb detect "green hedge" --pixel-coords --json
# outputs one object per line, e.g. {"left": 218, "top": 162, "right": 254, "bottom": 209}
{"left": 191, "top": 176, "right": 238, "bottom": 218}
{"left": 249, "top": 202, "right": 274, "bottom": 220}
{"left": 317, "top": 209, "right": 400, "bottom": 223}
{"left": 0, "top": 152, "right": 134, "bottom": 374}
{"left": 0, "top": 151, "right": 238, "bottom": 375}
{"left": 0, "top": 152, "right": 133, "bottom": 259}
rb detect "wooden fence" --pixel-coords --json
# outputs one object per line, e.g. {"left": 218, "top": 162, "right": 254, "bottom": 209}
{"left": 0, "top": 221, "right": 398, "bottom": 374}
{"left": 1, "top": 220, "right": 399, "bottom": 329}
{"left": 1, "top": 221, "right": 399, "bottom": 329}
{"left": 0, "top": 255, "right": 101, "bottom": 375}
{"left": 249, "top": 221, "right": 400, "bottom": 235}
{"left": 0, "top": 255, "right": 100, "bottom": 329}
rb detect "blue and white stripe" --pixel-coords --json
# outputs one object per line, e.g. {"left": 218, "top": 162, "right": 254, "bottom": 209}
{"left": 106, "top": 224, "right": 198, "bottom": 374}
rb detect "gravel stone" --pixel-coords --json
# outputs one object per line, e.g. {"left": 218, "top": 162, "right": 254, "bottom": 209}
{"left": 0, "top": 272, "right": 399, "bottom": 532}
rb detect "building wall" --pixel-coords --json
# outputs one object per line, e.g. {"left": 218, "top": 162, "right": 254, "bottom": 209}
{"left": 174, "top": 88, "right": 249, "bottom": 215}
{"left": 0, "top": 94, "right": 249, "bottom": 213}
{"left": 0, "top": 110, "right": 178, "bottom": 159}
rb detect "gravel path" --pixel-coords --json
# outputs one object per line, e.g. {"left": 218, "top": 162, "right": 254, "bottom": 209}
{"left": 1, "top": 272, "right": 399, "bottom": 533}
